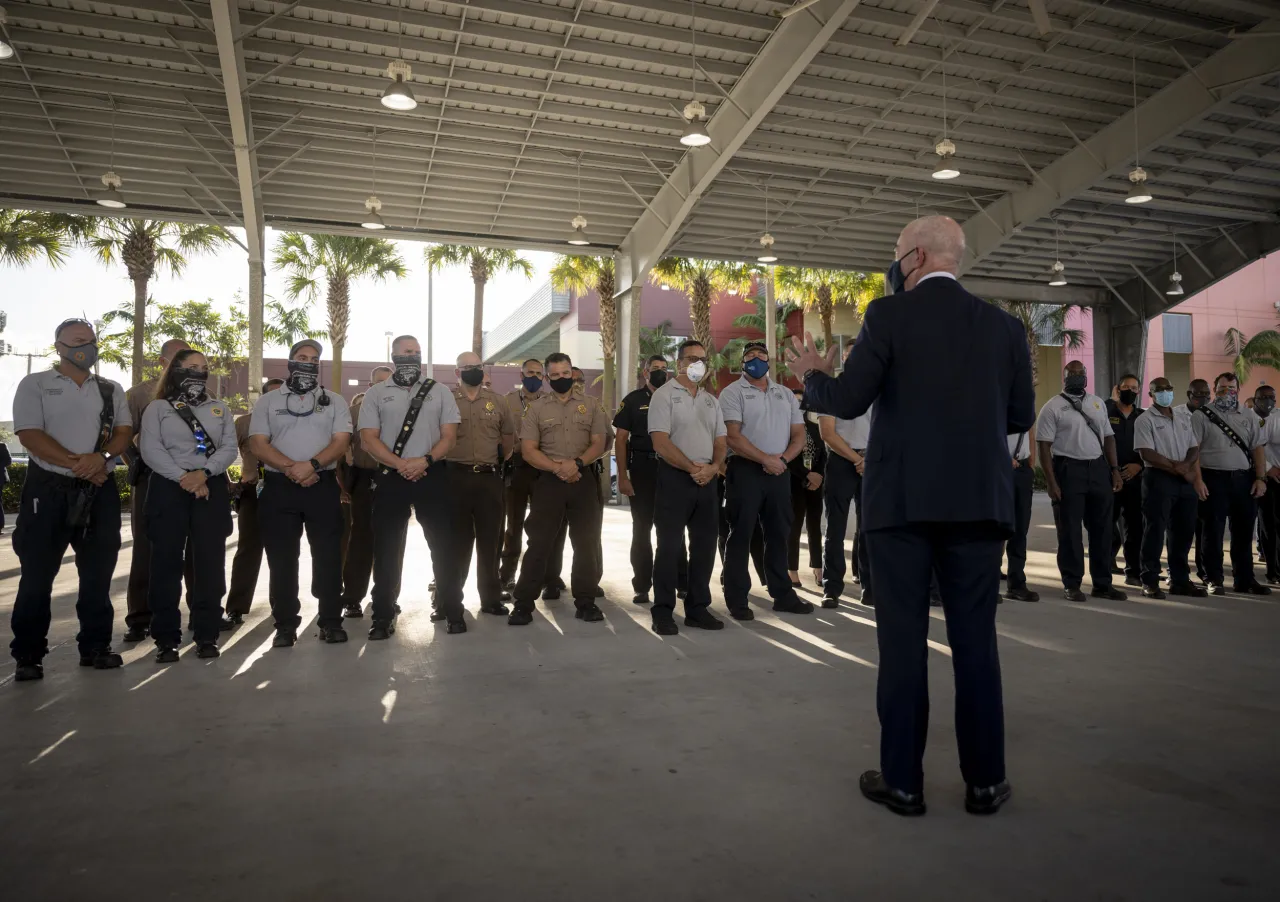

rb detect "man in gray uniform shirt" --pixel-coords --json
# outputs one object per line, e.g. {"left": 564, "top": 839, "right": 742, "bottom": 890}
{"left": 249, "top": 339, "right": 353, "bottom": 647}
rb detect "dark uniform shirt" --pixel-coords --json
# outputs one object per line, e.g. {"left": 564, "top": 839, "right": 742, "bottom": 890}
{"left": 448, "top": 385, "right": 515, "bottom": 466}
{"left": 1105, "top": 398, "right": 1144, "bottom": 467}
{"left": 613, "top": 387, "right": 657, "bottom": 453}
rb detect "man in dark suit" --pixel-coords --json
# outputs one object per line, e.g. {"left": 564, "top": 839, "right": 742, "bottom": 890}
{"left": 787, "top": 215, "right": 1035, "bottom": 817}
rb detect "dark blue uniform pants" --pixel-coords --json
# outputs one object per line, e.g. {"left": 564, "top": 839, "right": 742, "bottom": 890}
{"left": 1004, "top": 462, "right": 1034, "bottom": 590}
{"left": 1140, "top": 468, "right": 1197, "bottom": 588}
{"left": 1050, "top": 456, "right": 1114, "bottom": 591}
{"left": 723, "top": 458, "right": 797, "bottom": 611}
{"left": 1111, "top": 477, "right": 1143, "bottom": 578}
{"left": 1199, "top": 468, "right": 1258, "bottom": 588}
{"left": 11, "top": 466, "right": 121, "bottom": 662}
{"left": 821, "top": 454, "right": 867, "bottom": 599}
{"left": 628, "top": 453, "right": 687, "bottom": 594}
{"left": 652, "top": 464, "right": 717, "bottom": 620}
{"left": 864, "top": 523, "right": 1006, "bottom": 796}
{"left": 259, "top": 470, "right": 345, "bottom": 631}
{"left": 146, "top": 473, "right": 233, "bottom": 646}
{"left": 372, "top": 466, "right": 460, "bottom": 623}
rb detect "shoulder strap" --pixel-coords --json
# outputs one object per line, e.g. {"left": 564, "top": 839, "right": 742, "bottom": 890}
{"left": 382, "top": 379, "right": 435, "bottom": 473}
{"left": 95, "top": 379, "right": 117, "bottom": 452}
{"left": 1200, "top": 406, "right": 1254, "bottom": 462}
{"left": 1059, "top": 393, "right": 1106, "bottom": 456}
{"left": 168, "top": 400, "right": 217, "bottom": 457}
{"left": 1013, "top": 433, "right": 1026, "bottom": 460}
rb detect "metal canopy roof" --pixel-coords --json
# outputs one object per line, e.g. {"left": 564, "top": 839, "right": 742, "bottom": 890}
{"left": 1, "top": 0, "right": 1279, "bottom": 304}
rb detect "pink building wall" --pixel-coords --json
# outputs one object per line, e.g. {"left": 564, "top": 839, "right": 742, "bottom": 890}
{"left": 1064, "top": 306, "right": 1096, "bottom": 389}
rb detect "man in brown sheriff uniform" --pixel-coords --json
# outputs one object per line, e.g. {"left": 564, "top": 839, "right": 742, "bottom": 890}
{"left": 226, "top": 377, "right": 284, "bottom": 622}
{"left": 448, "top": 351, "right": 516, "bottom": 615}
{"left": 509, "top": 352, "right": 608, "bottom": 625}
{"left": 122, "top": 337, "right": 190, "bottom": 642}
{"left": 341, "top": 365, "right": 397, "bottom": 618}
{"left": 501, "top": 357, "right": 564, "bottom": 596}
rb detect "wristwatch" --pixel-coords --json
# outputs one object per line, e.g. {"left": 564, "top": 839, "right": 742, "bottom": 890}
{"left": 425, "top": 453, "right": 435, "bottom": 467}
{"left": 309, "top": 458, "right": 321, "bottom": 472}
{"left": 574, "top": 457, "right": 585, "bottom": 472}
{"left": 202, "top": 468, "right": 213, "bottom": 478}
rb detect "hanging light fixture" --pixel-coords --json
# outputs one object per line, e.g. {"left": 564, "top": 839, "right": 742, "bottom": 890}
{"left": 932, "top": 63, "right": 959, "bottom": 180}
{"left": 1166, "top": 238, "right": 1184, "bottom": 296}
{"left": 679, "top": 1, "right": 711, "bottom": 147}
{"left": 1124, "top": 53, "right": 1152, "bottom": 204}
{"left": 0, "top": 8, "right": 15, "bottom": 61}
{"left": 566, "top": 153, "right": 589, "bottom": 245}
{"left": 380, "top": 2, "right": 417, "bottom": 111}
{"left": 756, "top": 185, "right": 778, "bottom": 263}
{"left": 362, "top": 127, "right": 386, "bottom": 229}
{"left": 1048, "top": 222, "right": 1067, "bottom": 286}
{"left": 97, "top": 98, "right": 127, "bottom": 209}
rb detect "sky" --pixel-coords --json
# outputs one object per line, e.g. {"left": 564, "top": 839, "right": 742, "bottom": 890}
{"left": 0, "top": 227, "right": 556, "bottom": 420}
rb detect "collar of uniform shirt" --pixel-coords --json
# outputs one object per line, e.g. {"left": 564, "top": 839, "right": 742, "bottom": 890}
{"left": 737, "top": 372, "right": 776, "bottom": 390}
{"left": 916, "top": 271, "right": 958, "bottom": 285}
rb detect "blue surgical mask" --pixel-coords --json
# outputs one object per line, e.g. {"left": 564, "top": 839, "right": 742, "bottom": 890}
{"left": 522, "top": 375, "right": 543, "bottom": 394}
{"left": 1154, "top": 390, "right": 1175, "bottom": 408}
{"left": 742, "top": 358, "right": 770, "bottom": 380}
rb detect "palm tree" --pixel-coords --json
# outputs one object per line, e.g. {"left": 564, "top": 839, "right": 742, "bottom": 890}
{"left": 550, "top": 254, "right": 617, "bottom": 408}
{"left": 649, "top": 258, "right": 757, "bottom": 349}
{"left": 774, "top": 267, "right": 882, "bottom": 350}
{"left": 721, "top": 292, "right": 805, "bottom": 380}
{"left": 991, "top": 301, "right": 1087, "bottom": 389}
{"left": 265, "top": 297, "right": 329, "bottom": 349}
{"left": 0, "top": 209, "right": 77, "bottom": 268}
{"left": 83, "top": 219, "right": 233, "bottom": 384}
{"left": 639, "top": 319, "right": 680, "bottom": 362}
{"left": 1224, "top": 327, "right": 1280, "bottom": 384}
{"left": 424, "top": 245, "right": 534, "bottom": 356}
{"left": 98, "top": 297, "right": 159, "bottom": 370}
{"left": 273, "top": 233, "right": 407, "bottom": 389}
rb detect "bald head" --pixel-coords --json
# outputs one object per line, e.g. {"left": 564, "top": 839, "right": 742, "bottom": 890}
{"left": 159, "top": 338, "right": 190, "bottom": 366}
{"left": 456, "top": 351, "right": 481, "bottom": 368}
{"left": 895, "top": 215, "right": 965, "bottom": 291}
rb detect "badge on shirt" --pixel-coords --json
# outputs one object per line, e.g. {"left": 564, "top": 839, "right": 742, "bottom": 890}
{"left": 577, "top": 404, "right": 587, "bottom": 414}
{"left": 485, "top": 401, "right": 495, "bottom": 412}
{"left": 1093, "top": 401, "right": 1101, "bottom": 410}
{"left": 211, "top": 406, "right": 224, "bottom": 417}
{"left": 1109, "top": 417, "right": 1121, "bottom": 425}
{"left": 617, "top": 401, "right": 625, "bottom": 413}
{"left": 173, "top": 401, "right": 188, "bottom": 410}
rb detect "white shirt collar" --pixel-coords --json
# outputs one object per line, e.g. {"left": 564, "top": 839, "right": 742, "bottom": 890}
{"left": 917, "top": 271, "right": 959, "bottom": 285}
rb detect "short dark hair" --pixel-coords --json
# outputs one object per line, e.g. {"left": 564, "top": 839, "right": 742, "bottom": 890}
{"left": 1215, "top": 372, "right": 1239, "bottom": 388}
{"left": 1117, "top": 373, "right": 1140, "bottom": 386}
{"left": 263, "top": 378, "right": 284, "bottom": 391}
{"left": 572, "top": 366, "right": 584, "bottom": 375}
{"left": 1189, "top": 378, "right": 1210, "bottom": 389}
{"left": 646, "top": 355, "right": 667, "bottom": 367}
{"left": 522, "top": 358, "right": 542, "bottom": 369}
{"left": 545, "top": 352, "right": 572, "bottom": 369}
{"left": 1257, "top": 384, "right": 1276, "bottom": 395}
{"left": 676, "top": 339, "right": 704, "bottom": 358}
{"left": 390, "top": 335, "right": 417, "bottom": 354}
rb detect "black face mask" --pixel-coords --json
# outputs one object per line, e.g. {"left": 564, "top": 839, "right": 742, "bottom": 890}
{"left": 1255, "top": 398, "right": 1276, "bottom": 417}
{"left": 391, "top": 353, "right": 422, "bottom": 387}
{"left": 460, "top": 368, "right": 484, "bottom": 387}
{"left": 887, "top": 248, "right": 918, "bottom": 294}
{"left": 648, "top": 369, "right": 667, "bottom": 388}
{"left": 1063, "top": 374, "right": 1088, "bottom": 396}
{"left": 1118, "top": 389, "right": 1139, "bottom": 406}
{"left": 550, "top": 376, "right": 575, "bottom": 395}
{"left": 173, "top": 367, "right": 209, "bottom": 404}
{"left": 286, "top": 360, "right": 320, "bottom": 394}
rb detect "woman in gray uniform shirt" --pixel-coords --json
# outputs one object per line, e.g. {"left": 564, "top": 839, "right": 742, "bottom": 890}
{"left": 139, "top": 350, "right": 238, "bottom": 662}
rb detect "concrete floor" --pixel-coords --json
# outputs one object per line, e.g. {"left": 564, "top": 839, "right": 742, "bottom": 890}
{"left": 1, "top": 494, "right": 1278, "bottom": 901}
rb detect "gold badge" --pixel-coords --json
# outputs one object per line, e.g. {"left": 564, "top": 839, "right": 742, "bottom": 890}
{"left": 617, "top": 401, "right": 625, "bottom": 413}
{"left": 485, "top": 400, "right": 495, "bottom": 411}
{"left": 577, "top": 403, "right": 587, "bottom": 414}
{"left": 212, "top": 406, "right": 224, "bottom": 417}
{"left": 173, "top": 401, "right": 187, "bottom": 410}
{"left": 1093, "top": 401, "right": 1101, "bottom": 410}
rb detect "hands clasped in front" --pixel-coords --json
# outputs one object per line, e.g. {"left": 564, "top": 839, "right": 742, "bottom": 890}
{"left": 552, "top": 459, "right": 581, "bottom": 483}
{"left": 68, "top": 453, "right": 110, "bottom": 487}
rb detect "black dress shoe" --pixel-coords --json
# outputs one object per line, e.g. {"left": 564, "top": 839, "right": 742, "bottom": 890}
{"left": 1267, "top": 573, "right": 1280, "bottom": 586}
{"left": 446, "top": 620, "right": 467, "bottom": 635}
{"left": 14, "top": 662, "right": 44, "bottom": 682}
{"left": 501, "top": 579, "right": 516, "bottom": 593}
{"left": 821, "top": 596, "right": 840, "bottom": 609}
{"left": 574, "top": 601, "right": 604, "bottom": 622}
{"left": 155, "top": 646, "right": 180, "bottom": 664}
{"left": 677, "top": 589, "right": 688, "bottom": 600}
{"left": 1169, "top": 582, "right": 1208, "bottom": 598}
{"left": 790, "top": 579, "right": 802, "bottom": 588}
{"left": 368, "top": 624, "right": 393, "bottom": 641}
{"left": 1208, "top": 582, "right": 1226, "bottom": 596}
{"left": 1064, "top": 588, "right": 1087, "bottom": 602}
{"left": 652, "top": 619, "right": 679, "bottom": 636}
{"left": 728, "top": 607, "right": 754, "bottom": 621}
{"left": 859, "top": 770, "right": 925, "bottom": 817}
{"left": 429, "top": 609, "right": 447, "bottom": 622}
{"left": 196, "top": 643, "right": 220, "bottom": 659}
{"left": 343, "top": 603, "right": 364, "bottom": 619}
{"left": 507, "top": 609, "right": 534, "bottom": 626}
{"left": 319, "top": 627, "right": 348, "bottom": 644}
{"left": 1111, "top": 564, "right": 1124, "bottom": 575}
{"left": 541, "top": 586, "right": 562, "bottom": 601}
{"left": 773, "top": 597, "right": 814, "bottom": 614}
{"left": 1004, "top": 587, "right": 1039, "bottom": 602}
{"left": 1234, "top": 582, "right": 1272, "bottom": 596}
{"left": 965, "top": 780, "right": 1012, "bottom": 815}
{"left": 592, "top": 586, "right": 606, "bottom": 598}
{"left": 928, "top": 597, "right": 942, "bottom": 607}
{"left": 122, "top": 625, "right": 148, "bottom": 643}
{"left": 498, "top": 590, "right": 512, "bottom": 602}
{"left": 217, "top": 617, "right": 235, "bottom": 632}
{"left": 80, "top": 649, "right": 123, "bottom": 669}
{"left": 851, "top": 574, "right": 861, "bottom": 585}
{"left": 480, "top": 603, "right": 510, "bottom": 616}
{"left": 860, "top": 591, "right": 874, "bottom": 607}
{"left": 1091, "top": 586, "right": 1127, "bottom": 601}
{"left": 684, "top": 610, "right": 724, "bottom": 630}
{"left": 272, "top": 629, "right": 297, "bottom": 648}
{"left": 227, "top": 612, "right": 245, "bottom": 626}
{"left": 1123, "top": 574, "right": 1142, "bottom": 587}
{"left": 632, "top": 592, "right": 651, "bottom": 605}
{"left": 1142, "top": 585, "right": 1167, "bottom": 599}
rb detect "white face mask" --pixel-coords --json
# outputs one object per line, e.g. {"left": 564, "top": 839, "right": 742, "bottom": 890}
{"left": 685, "top": 360, "right": 707, "bottom": 383}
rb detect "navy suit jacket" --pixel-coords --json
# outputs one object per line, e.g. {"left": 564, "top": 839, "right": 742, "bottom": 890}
{"left": 804, "top": 275, "right": 1035, "bottom": 533}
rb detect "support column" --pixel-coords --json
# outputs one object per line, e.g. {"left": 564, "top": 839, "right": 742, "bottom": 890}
{"left": 248, "top": 252, "right": 264, "bottom": 401}
{"left": 615, "top": 249, "right": 639, "bottom": 397}
{"left": 1091, "top": 304, "right": 1113, "bottom": 396}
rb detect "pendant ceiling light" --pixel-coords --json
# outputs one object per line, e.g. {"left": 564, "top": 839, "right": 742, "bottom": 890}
{"left": 757, "top": 185, "right": 778, "bottom": 263}
{"left": 362, "top": 127, "right": 386, "bottom": 229}
{"left": 1124, "top": 53, "right": 1152, "bottom": 204}
{"left": 0, "top": 8, "right": 15, "bottom": 61}
{"left": 1048, "top": 222, "right": 1067, "bottom": 286}
{"left": 566, "top": 153, "right": 590, "bottom": 245}
{"left": 380, "top": 2, "right": 417, "bottom": 111}
{"left": 97, "top": 98, "right": 127, "bottom": 209}
{"left": 931, "top": 63, "right": 959, "bottom": 180}
{"left": 679, "top": 1, "right": 711, "bottom": 147}
{"left": 1166, "top": 238, "right": 1184, "bottom": 296}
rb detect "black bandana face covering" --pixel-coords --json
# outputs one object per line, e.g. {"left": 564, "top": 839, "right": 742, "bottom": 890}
{"left": 174, "top": 368, "right": 209, "bottom": 405}
{"left": 286, "top": 360, "right": 320, "bottom": 394}
{"left": 392, "top": 353, "right": 422, "bottom": 387}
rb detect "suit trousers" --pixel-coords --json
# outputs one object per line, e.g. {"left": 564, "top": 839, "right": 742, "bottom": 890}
{"left": 513, "top": 472, "right": 603, "bottom": 610}
{"left": 789, "top": 472, "right": 824, "bottom": 571}
{"left": 627, "top": 453, "right": 688, "bottom": 594}
{"left": 10, "top": 467, "right": 121, "bottom": 662}
{"left": 450, "top": 467, "right": 506, "bottom": 607}
{"left": 865, "top": 523, "right": 1006, "bottom": 796}
{"left": 1200, "top": 468, "right": 1259, "bottom": 588}
{"left": 1140, "top": 468, "right": 1198, "bottom": 588}
{"left": 259, "top": 471, "right": 345, "bottom": 631}
{"left": 821, "top": 455, "right": 867, "bottom": 600}
{"left": 501, "top": 460, "right": 564, "bottom": 589}
{"left": 371, "top": 466, "right": 460, "bottom": 624}
{"left": 723, "top": 458, "right": 798, "bottom": 611}
{"left": 145, "top": 473, "right": 233, "bottom": 646}
{"left": 1111, "top": 476, "right": 1143, "bottom": 577}
{"left": 1050, "top": 456, "right": 1115, "bottom": 591}
{"left": 126, "top": 472, "right": 193, "bottom": 629}
{"left": 226, "top": 487, "right": 263, "bottom": 615}
{"left": 652, "top": 464, "right": 717, "bottom": 621}
{"left": 1004, "top": 463, "right": 1034, "bottom": 590}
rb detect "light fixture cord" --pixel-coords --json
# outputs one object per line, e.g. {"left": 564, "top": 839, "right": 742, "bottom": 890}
{"left": 1132, "top": 51, "right": 1139, "bottom": 168}
{"left": 690, "top": 0, "right": 697, "bottom": 104}
{"left": 398, "top": 0, "right": 404, "bottom": 58}
{"left": 372, "top": 126, "right": 378, "bottom": 195}
{"left": 109, "top": 96, "right": 116, "bottom": 170}
{"left": 941, "top": 62, "right": 948, "bottom": 142}
{"left": 577, "top": 152, "right": 582, "bottom": 214}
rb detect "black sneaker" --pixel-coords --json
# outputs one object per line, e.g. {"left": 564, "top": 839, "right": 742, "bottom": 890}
{"left": 508, "top": 609, "right": 534, "bottom": 626}
{"left": 592, "top": 586, "right": 605, "bottom": 598}
{"left": 227, "top": 612, "right": 245, "bottom": 626}
{"left": 429, "top": 609, "right": 447, "bottom": 622}
{"left": 272, "top": 629, "right": 297, "bottom": 648}
{"left": 196, "top": 643, "right": 220, "bottom": 659}
{"left": 860, "top": 591, "right": 875, "bottom": 607}
{"left": 343, "top": 603, "right": 364, "bottom": 619}
{"left": 728, "top": 607, "right": 754, "bottom": 621}
{"left": 1169, "top": 582, "right": 1208, "bottom": 598}
{"left": 155, "top": 645, "right": 180, "bottom": 664}
{"left": 319, "top": 626, "right": 348, "bottom": 644}
{"left": 1207, "top": 583, "right": 1226, "bottom": 596}
{"left": 574, "top": 601, "right": 604, "bottom": 623}
{"left": 1092, "top": 586, "right": 1127, "bottom": 601}
{"left": 541, "top": 586, "right": 562, "bottom": 601}
{"left": 632, "top": 592, "right": 651, "bottom": 605}
{"left": 368, "top": 623, "right": 393, "bottom": 641}
{"left": 122, "top": 625, "right": 148, "bottom": 643}
{"left": 684, "top": 610, "right": 725, "bottom": 631}
{"left": 1123, "top": 574, "right": 1142, "bottom": 587}
{"left": 446, "top": 620, "right": 467, "bottom": 635}
{"left": 676, "top": 589, "right": 688, "bottom": 600}
{"left": 216, "top": 617, "right": 235, "bottom": 632}
{"left": 480, "top": 603, "right": 510, "bottom": 616}
{"left": 773, "top": 597, "right": 814, "bottom": 615}
{"left": 652, "top": 619, "right": 679, "bottom": 636}
{"left": 14, "top": 661, "right": 44, "bottom": 682}
{"left": 820, "top": 596, "right": 840, "bottom": 609}
{"left": 1234, "top": 583, "right": 1272, "bottom": 596}
{"left": 1004, "top": 587, "right": 1039, "bottom": 602}
{"left": 1063, "top": 588, "right": 1087, "bottom": 602}
{"left": 80, "top": 648, "right": 123, "bottom": 669}
{"left": 1142, "top": 585, "right": 1166, "bottom": 599}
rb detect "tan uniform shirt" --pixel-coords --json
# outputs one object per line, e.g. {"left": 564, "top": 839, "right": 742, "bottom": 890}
{"left": 234, "top": 413, "right": 260, "bottom": 481}
{"left": 520, "top": 392, "right": 607, "bottom": 459}
{"left": 506, "top": 388, "right": 544, "bottom": 460}
{"left": 448, "top": 386, "right": 515, "bottom": 466}
{"left": 347, "top": 395, "right": 379, "bottom": 470}
{"left": 125, "top": 378, "right": 160, "bottom": 444}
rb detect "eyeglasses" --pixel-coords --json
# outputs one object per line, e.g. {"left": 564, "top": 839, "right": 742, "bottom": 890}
{"left": 192, "top": 423, "right": 210, "bottom": 455}
{"left": 55, "top": 318, "right": 95, "bottom": 339}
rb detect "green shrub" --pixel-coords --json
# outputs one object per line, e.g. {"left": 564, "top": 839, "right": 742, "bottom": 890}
{"left": 1033, "top": 465, "right": 1047, "bottom": 493}
{"left": 4, "top": 463, "right": 133, "bottom": 512}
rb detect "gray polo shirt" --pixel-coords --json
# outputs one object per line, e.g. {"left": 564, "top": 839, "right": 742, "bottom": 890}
{"left": 1192, "top": 406, "right": 1262, "bottom": 471}
{"left": 358, "top": 377, "right": 461, "bottom": 459}
{"left": 1007, "top": 432, "right": 1031, "bottom": 461}
{"left": 11, "top": 367, "right": 130, "bottom": 476}
{"left": 139, "top": 397, "right": 239, "bottom": 481}
{"left": 719, "top": 375, "right": 803, "bottom": 457}
{"left": 819, "top": 407, "right": 873, "bottom": 451}
{"left": 1133, "top": 407, "right": 1197, "bottom": 467}
{"left": 1035, "top": 393, "right": 1113, "bottom": 461}
{"left": 647, "top": 379, "right": 725, "bottom": 465}
{"left": 249, "top": 387, "right": 352, "bottom": 472}
{"left": 1260, "top": 414, "right": 1280, "bottom": 470}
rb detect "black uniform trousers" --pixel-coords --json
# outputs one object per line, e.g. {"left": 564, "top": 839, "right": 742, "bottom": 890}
{"left": 821, "top": 455, "right": 867, "bottom": 600}
{"left": 1200, "top": 468, "right": 1259, "bottom": 588}
{"left": 717, "top": 474, "right": 765, "bottom": 584}
{"left": 723, "top": 457, "right": 798, "bottom": 611}
{"left": 652, "top": 464, "right": 718, "bottom": 621}
{"left": 259, "top": 470, "right": 345, "bottom": 631}
{"left": 126, "top": 471, "right": 193, "bottom": 629}
{"left": 1050, "top": 456, "right": 1115, "bottom": 591}
{"left": 789, "top": 471, "right": 824, "bottom": 571}
{"left": 450, "top": 467, "right": 506, "bottom": 606}
{"left": 11, "top": 466, "right": 121, "bottom": 662}
{"left": 1111, "top": 477, "right": 1143, "bottom": 578}
{"left": 513, "top": 472, "right": 603, "bottom": 611}
{"left": 627, "top": 452, "right": 687, "bottom": 594}
{"left": 1004, "top": 462, "right": 1034, "bottom": 590}
{"left": 226, "top": 487, "right": 262, "bottom": 615}
{"left": 865, "top": 523, "right": 1006, "bottom": 796}
{"left": 1140, "top": 468, "right": 1198, "bottom": 588}
{"left": 145, "top": 473, "right": 233, "bottom": 646}
{"left": 343, "top": 466, "right": 405, "bottom": 608}
{"left": 371, "top": 465, "right": 460, "bottom": 624}
{"left": 501, "top": 459, "right": 564, "bottom": 588}
{"left": 1258, "top": 480, "right": 1280, "bottom": 582}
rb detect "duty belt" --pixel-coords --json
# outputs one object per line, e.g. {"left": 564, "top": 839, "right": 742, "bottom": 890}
{"left": 628, "top": 450, "right": 660, "bottom": 461}
{"left": 456, "top": 463, "right": 500, "bottom": 473}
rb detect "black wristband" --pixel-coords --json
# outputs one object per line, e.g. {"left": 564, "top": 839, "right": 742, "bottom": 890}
{"left": 425, "top": 453, "right": 435, "bottom": 467}
{"left": 309, "top": 458, "right": 321, "bottom": 472}
{"left": 202, "top": 468, "right": 213, "bottom": 478}
{"left": 574, "top": 457, "right": 585, "bottom": 472}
